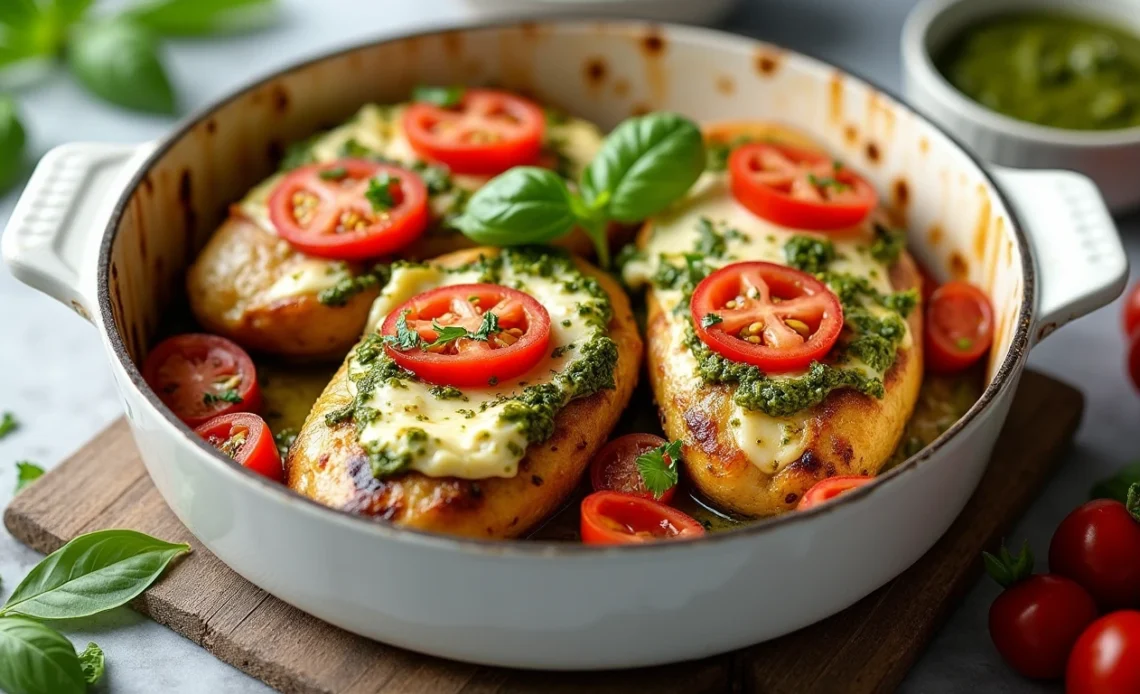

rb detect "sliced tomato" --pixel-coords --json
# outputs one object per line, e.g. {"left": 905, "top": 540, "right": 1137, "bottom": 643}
{"left": 590, "top": 434, "right": 676, "bottom": 504}
{"left": 925, "top": 280, "right": 994, "bottom": 373}
{"left": 691, "top": 261, "right": 844, "bottom": 373}
{"left": 580, "top": 491, "right": 705, "bottom": 545}
{"left": 402, "top": 88, "right": 545, "bottom": 176}
{"left": 194, "top": 413, "right": 283, "bottom": 482}
{"left": 797, "top": 475, "right": 874, "bottom": 510}
{"left": 728, "top": 143, "right": 877, "bottom": 230}
{"left": 143, "top": 334, "right": 261, "bottom": 427}
{"left": 381, "top": 283, "right": 551, "bottom": 387}
{"left": 267, "top": 158, "right": 428, "bottom": 260}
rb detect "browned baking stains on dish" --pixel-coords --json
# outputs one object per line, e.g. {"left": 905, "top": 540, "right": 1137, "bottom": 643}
{"left": 928, "top": 224, "right": 944, "bottom": 247}
{"left": 950, "top": 251, "right": 969, "bottom": 280}
{"left": 973, "top": 185, "right": 993, "bottom": 262}
{"left": 919, "top": 136, "right": 930, "bottom": 154}
{"left": 865, "top": 141, "right": 880, "bottom": 164}
{"left": 843, "top": 124, "right": 858, "bottom": 146}
{"left": 631, "top": 102, "right": 651, "bottom": 117}
{"left": 755, "top": 48, "right": 781, "bottom": 76}
{"left": 641, "top": 30, "right": 666, "bottom": 57}
{"left": 519, "top": 21, "right": 542, "bottom": 40}
{"left": 613, "top": 77, "right": 630, "bottom": 98}
{"left": 141, "top": 174, "right": 154, "bottom": 195}
{"left": 866, "top": 90, "right": 896, "bottom": 137}
{"left": 205, "top": 119, "right": 217, "bottom": 135}
{"left": 271, "top": 84, "right": 289, "bottom": 114}
{"left": 893, "top": 178, "right": 909, "bottom": 212}
{"left": 638, "top": 28, "right": 668, "bottom": 105}
{"left": 583, "top": 57, "right": 608, "bottom": 87}
{"left": 829, "top": 72, "right": 844, "bottom": 124}
{"left": 716, "top": 75, "right": 735, "bottom": 95}
{"left": 441, "top": 30, "right": 463, "bottom": 57}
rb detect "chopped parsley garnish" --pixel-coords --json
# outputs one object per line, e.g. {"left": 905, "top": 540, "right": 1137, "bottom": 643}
{"left": 274, "top": 428, "right": 298, "bottom": 459}
{"left": 383, "top": 310, "right": 423, "bottom": 350}
{"left": 636, "top": 439, "right": 683, "bottom": 499}
{"left": 412, "top": 85, "right": 465, "bottom": 108}
{"left": 203, "top": 389, "right": 242, "bottom": 406}
{"left": 695, "top": 217, "right": 729, "bottom": 258}
{"left": 15, "top": 460, "right": 44, "bottom": 493}
{"left": 870, "top": 222, "right": 907, "bottom": 265}
{"left": 806, "top": 173, "right": 851, "bottom": 192}
{"left": 701, "top": 313, "right": 723, "bottom": 328}
{"left": 318, "top": 166, "right": 348, "bottom": 181}
{"left": 0, "top": 411, "right": 17, "bottom": 439}
{"left": 318, "top": 264, "right": 390, "bottom": 307}
{"left": 365, "top": 173, "right": 400, "bottom": 211}
{"left": 339, "top": 138, "right": 374, "bottom": 158}
{"left": 410, "top": 160, "right": 453, "bottom": 195}
{"left": 423, "top": 311, "right": 502, "bottom": 350}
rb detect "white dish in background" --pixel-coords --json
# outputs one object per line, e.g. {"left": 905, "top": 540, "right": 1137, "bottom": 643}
{"left": 902, "top": 0, "right": 1140, "bottom": 213}
{"left": 463, "top": 0, "right": 741, "bottom": 25}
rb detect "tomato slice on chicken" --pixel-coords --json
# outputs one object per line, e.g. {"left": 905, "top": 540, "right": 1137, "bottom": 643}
{"left": 729, "top": 143, "right": 877, "bottom": 230}
{"left": 268, "top": 158, "right": 428, "bottom": 260}
{"left": 580, "top": 491, "right": 705, "bottom": 545}
{"left": 195, "top": 413, "right": 283, "bottom": 482}
{"left": 402, "top": 89, "right": 545, "bottom": 175}
{"left": 590, "top": 434, "right": 676, "bottom": 504}
{"left": 797, "top": 475, "right": 874, "bottom": 510}
{"left": 142, "top": 334, "right": 261, "bottom": 427}
{"left": 925, "top": 280, "right": 994, "bottom": 373}
{"left": 381, "top": 283, "right": 551, "bottom": 387}
{"left": 691, "top": 261, "right": 844, "bottom": 373}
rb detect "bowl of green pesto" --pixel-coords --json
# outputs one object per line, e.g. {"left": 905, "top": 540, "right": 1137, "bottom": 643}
{"left": 903, "top": 0, "right": 1140, "bottom": 212}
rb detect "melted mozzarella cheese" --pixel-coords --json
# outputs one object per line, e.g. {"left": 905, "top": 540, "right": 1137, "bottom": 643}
{"left": 624, "top": 172, "right": 905, "bottom": 475}
{"left": 349, "top": 263, "right": 599, "bottom": 480}
{"left": 262, "top": 257, "right": 352, "bottom": 302}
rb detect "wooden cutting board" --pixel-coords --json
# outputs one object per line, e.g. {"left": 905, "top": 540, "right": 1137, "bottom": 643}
{"left": 4, "top": 370, "right": 1082, "bottom": 694}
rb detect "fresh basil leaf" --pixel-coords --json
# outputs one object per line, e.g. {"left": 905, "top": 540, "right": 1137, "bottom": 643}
{"left": 15, "top": 461, "right": 44, "bottom": 493}
{"left": 124, "top": 0, "right": 276, "bottom": 37}
{"left": 452, "top": 167, "right": 577, "bottom": 246}
{"left": 46, "top": 0, "right": 93, "bottom": 28}
{"left": 78, "top": 642, "right": 103, "bottom": 685}
{"left": 0, "top": 617, "right": 85, "bottom": 694}
{"left": 0, "top": 95, "right": 26, "bottom": 192}
{"left": 411, "top": 85, "right": 464, "bottom": 108}
{"left": 1, "top": 529, "right": 190, "bottom": 620}
{"left": 66, "top": 20, "right": 176, "bottom": 114}
{"left": 383, "top": 311, "right": 422, "bottom": 351}
{"left": 580, "top": 112, "right": 705, "bottom": 222}
{"left": 365, "top": 173, "right": 399, "bottom": 211}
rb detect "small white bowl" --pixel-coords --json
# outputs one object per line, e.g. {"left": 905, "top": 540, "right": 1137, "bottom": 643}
{"left": 902, "top": 0, "right": 1140, "bottom": 212}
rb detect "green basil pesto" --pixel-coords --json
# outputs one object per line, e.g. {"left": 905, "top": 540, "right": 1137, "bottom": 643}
{"left": 317, "top": 264, "right": 390, "bottom": 307}
{"left": 870, "top": 223, "right": 906, "bottom": 265}
{"left": 783, "top": 235, "right": 836, "bottom": 274}
{"left": 936, "top": 14, "right": 1140, "bottom": 131}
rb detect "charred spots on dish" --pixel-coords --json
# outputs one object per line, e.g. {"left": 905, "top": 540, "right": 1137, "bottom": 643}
{"left": 843, "top": 124, "right": 858, "bottom": 146}
{"left": 270, "top": 85, "right": 290, "bottom": 114}
{"left": 950, "top": 251, "right": 969, "bottom": 279}
{"left": 893, "top": 178, "right": 910, "bottom": 212}
{"left": 716, "top": 75, "right": 735, "bottom": 96}
{"left": 583, "top": 56, "right": 608, "bottom": 86}
{"left": 441, "top": 30, "right": 464, "bottom": 57}
{"left": 531, "top": 475, "right": 544, "bottom": 487}
{"left": 754, "top": 49, "right": 781, "bottom": 76}
{"left": 928, "top": 224, "right": 944, "bottom": 247}
{"left": 205, "top": 118, "right": 217, "bottom": 135}
{"left": 630, "top": 103, "right": 651, "bottom": 117}
{"left": 830, "top": 436, "right": 855, "bottom": 467}
{"left": 141, "top": 174, "right": 154, "bottom": 195}
{"left": 640, "top": 30, "right": 666, "bottom": 57}
{"left": 178, "top": 168, "right": 197, "bottom": 235}
{"left": 865, "top": 141, "right": 881, "bottom": 164}
{"left": 784, "top": 492, "right": 798, "bottom": 504}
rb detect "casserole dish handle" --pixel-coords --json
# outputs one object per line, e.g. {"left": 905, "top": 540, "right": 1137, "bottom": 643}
{"left": 2, "top": 141, "right": 153, "bottom": 324}
{"left": 992, "top": 167, "right": 1128, "bottom": 344}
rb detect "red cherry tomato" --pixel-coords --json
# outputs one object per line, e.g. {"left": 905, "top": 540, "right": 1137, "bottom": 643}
{"left": 402, "top": 89, "right": 545, "bottom": 176}
{"left": 1129, "top": 333, "right": 1140, "bottom": 392}
{"left": 143, "top": 334, "right": 261, "bottom": 428}
{"left": 267, "top": 158, "right": 428, "bottom": 260}
{"left": 590, "top": 434, "right": 676, "bottom": 504}
{"left": 1123, "top": 283, "right": 1140, "bottom": 337}
{"left": 989, "top": 574, "right": 1097, "bottom": 679}
{"left": 728, "top": 143, "right": 877, "bottom": 230}
{"left": 796, "top": 475, "right": 874, "bottom": 510}
{"left": 1050, "top": 499, "right": 1140, "bottom": 610}
{"left": 1067, "top": 611, "right": 1140, "bottom": 693}
{"left": 690, "top": 261, "right": 844, "bottom": 373}
{"left": 924, "top": 280, "right": 994, "bottom": 373}
{"left": 580, "top": 491, "right": 705, "bottom": 545}
{"left": 194, "top": 413, "right": 283, "bottom": 482}
{"left": 381, "top": 283, "right": 551, "bottom": 388}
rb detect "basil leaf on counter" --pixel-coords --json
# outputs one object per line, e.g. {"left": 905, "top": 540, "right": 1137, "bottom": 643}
{"left": 1, "top": 529, "right": 190, "bottom": 620}
{"left": 0, "top": 410, "right": 18, "bottom": 439}
{"left": 0, "top": 95, "right": 27, "bottom": 192}
{"left": 78, "top": 642, "right": 104, "bottom": 685}
{"left": 0, "top": 617, "right": 85, "bottom": 694}
{"left": 580, "top": 111, "right": 705, "bottom": 222}
{"left": 66, "top": 20, "right": 175, "bottom": 114}
{"left": 452, "top": 167, "right": 578, "bottom": 246}
{"left": 15, "top": 461, "right": 44, "bottom": 493}
{"left": 125, "top": 0, "right": 276, "bottom": 36}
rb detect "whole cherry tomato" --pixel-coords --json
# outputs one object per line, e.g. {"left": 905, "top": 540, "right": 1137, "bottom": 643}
{"left": 1129, "top": 333, "right": 1140, "bottom": 392}
{"left": 1049, "top": 497, "right": 1140, "bottom": 610}
{"left": 985, "top": 542, "right": 1098, "bottom": 680}
{"left": 1122, "top": 283, "right": 1140, "bottom": 337}
{"left": 1067, "top": 611, "right": 1140, "bottom": 693}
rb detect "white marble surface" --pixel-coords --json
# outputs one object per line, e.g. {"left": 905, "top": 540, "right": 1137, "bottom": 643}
{"left": 1, "top": 0, "right": 1137, "bottom": 691}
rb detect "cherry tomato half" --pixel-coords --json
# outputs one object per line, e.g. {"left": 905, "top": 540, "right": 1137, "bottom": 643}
{"left": 1067, "top": 611, "right": 1140, "bottom": 693}
{"left": 143, "top": 334, "right": 261, "bottom": 428}
{"left": 590, "top": 433, "right": 676, "bottom": 504}
{"left": 796, "top": 475, "right": 874, "bottom": 510}
{"left": 381, "top": 283, "right": 551, "bottom": 388}
{"left": 989, "top": 573, "right": 1097, "bottom": 680}
{"left": 195, "top": 413, "right": 283, "bottom": 482}
{"left": 1050, "top": 498, "right": 1140, "bottom": 610}
{"left": 1123, "top": 283, "right": 1140, "bottom": 337}
{"left": 728, "top": 143, "right": 877, "bottom": 230}
{"left": 924, "top": 280, "right": 994, "bottom": 373}
{"left": 268, "top": 158, "right": 428, "bottom": 260}
{"left": 691, "top": 261, "right": 844, "bottom": 373}
{"left": 580, "top": 491, "right": 705, "bottom": 545}
{"left": 402, "top": 88, "right": 545, "bottom": 176}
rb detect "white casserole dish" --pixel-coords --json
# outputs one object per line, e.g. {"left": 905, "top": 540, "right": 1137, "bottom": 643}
{"left": 1, "top": 20, "right": 1128, "bottom": 669}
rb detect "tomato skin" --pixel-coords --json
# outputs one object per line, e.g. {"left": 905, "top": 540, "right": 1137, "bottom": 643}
{"left": 589, "top": 434, "right": 675, "bottom": 504}
{"left": 1049, "top": 499, "right": 1140, "bottom": 610}
{"left": 989, "top": 574, "right": 1097, "bottom": 679}
{"left": 796, "top": 475, "right": 874, "bottom": 510}
{"left": 690, "top": 261, "right": 844, "bottom": 373}
{"left": 1128, "top": 332, "right": 1140, "bottom": 392}
{"left": 924, "top": 281, "right": 994, "bottom": 373}
{"left": 142, "top": 334, "right": 261, "bottom": 427}
{"left": 580, "top": 491, "right": 704, "bottom": 545}
{"left": 402, "top": 89, "right": 545, "bottom": 175}
{"left": 381, "top": 283, "right": 551, "bottom": 388}
{"left": 194, "top": 413, "right": 283, "bottom": 482}
{"left": 728, "top": 143, "right": 877, "bottom": 230}
{"left": 1067, "top": 611, "right": 1140, "bottom": 693}
{"left": 1123, "top": 283, "right": 1140, "bottom": 337}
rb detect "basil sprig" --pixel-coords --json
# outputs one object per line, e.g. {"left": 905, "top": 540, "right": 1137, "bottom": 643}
{"left": 453, "top": 112, "right": 705, "bottom": 266}
{"left": 0, "top": 617, "right": 86, "bottom": 694}
{"left": 67, "top": 20, "right": 176, "bottom": 114}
